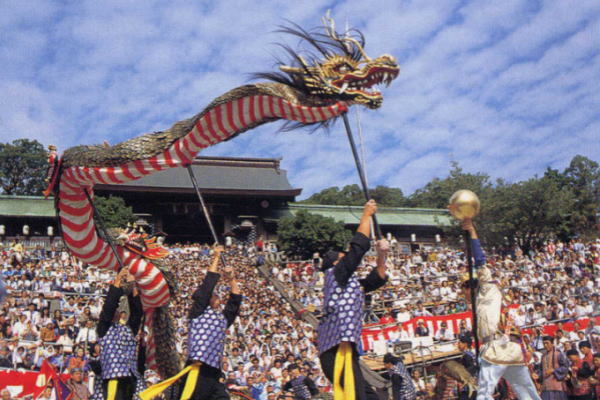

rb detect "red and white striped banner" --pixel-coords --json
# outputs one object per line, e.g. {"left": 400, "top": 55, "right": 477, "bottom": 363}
{"left": 360, "top": 310, "right": 600, "bottom": 352}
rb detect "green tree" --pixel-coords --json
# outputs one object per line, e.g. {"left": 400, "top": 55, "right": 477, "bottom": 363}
{"left": 562, "top": 155, "right": 599, "bottom": 236}
{"left": 277, "top": 210, "right": 352, "bottom": 259}
{"left": 476, "top": 176, "right": 576, "bottom": 252}
{"left": 408, "top": 161, "right": 492, "bottom": 208}
{"left": 301, "top": 184, "right": 407, "bottom": 206}
{"left": 369, "top": 185, "right": 407, "bottom": 207}
{"left": 93, "top": 195, "right": 136, "bottom": 229}
{"left": 0, "top": 139, "right": 47, "bottom": 195}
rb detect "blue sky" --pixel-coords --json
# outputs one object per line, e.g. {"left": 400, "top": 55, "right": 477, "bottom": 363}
{"left": 1, "top": 0, "right": 599, "bottom": 198}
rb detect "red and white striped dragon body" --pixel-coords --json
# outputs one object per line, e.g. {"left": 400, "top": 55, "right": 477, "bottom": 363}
{"left": 44, "top": 18, "right": 399, "bottom": 377}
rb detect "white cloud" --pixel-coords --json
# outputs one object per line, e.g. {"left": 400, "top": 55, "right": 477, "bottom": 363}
{"left": 0, "top": 0, "right": 598, "bottom": 199}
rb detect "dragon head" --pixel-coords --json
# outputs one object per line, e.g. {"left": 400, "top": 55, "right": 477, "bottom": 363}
{"left": 111, "top": 227, "right": 169, "bottom": 260}
{"left": 259, "top": 15, "right": 399, "bottom": 110}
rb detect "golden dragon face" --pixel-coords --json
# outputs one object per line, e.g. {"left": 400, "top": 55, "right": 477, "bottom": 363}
{"left": 300, "top": 54, "right": 399, "bottom": 109}
{"left": 271, "top": 16, "right": 399, "bottom": 110}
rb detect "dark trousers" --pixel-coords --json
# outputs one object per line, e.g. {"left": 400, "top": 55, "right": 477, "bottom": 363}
{"left": 185, "top": 364, "right": 229, "bottom": 400}
{"left": 102, "top": 377, "right": 135, "bottom": 400}
{"left": 319, "top": 344, "right": 379, "bottom": 400}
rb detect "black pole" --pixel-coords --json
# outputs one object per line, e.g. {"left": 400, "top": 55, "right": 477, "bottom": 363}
{"left": 463, "top": 229, "right": 480, "bottom": 363}
{"left": 83, "top": 189, "right": 125, "bottom": 271}
{"left": 186, "top": 166, "right": 227, "bottom": 266}
{"left": 341, "top": 113, "right": 382, "bottom": 238}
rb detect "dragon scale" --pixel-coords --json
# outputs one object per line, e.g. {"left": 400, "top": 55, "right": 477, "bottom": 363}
{"left": 52, "top": 18, "right": 400, "bottom": 376}
{"left": 56, "top": 86, "right": 347, "bottom": 370}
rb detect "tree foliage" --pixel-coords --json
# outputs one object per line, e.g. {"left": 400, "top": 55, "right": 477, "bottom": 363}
{"left": 301, "top": 184, "right": 407, "bottom": 207}
{"left": 277, "top": 210, "right": 352, "bottom": 259}
{"left": 562, "top": 155, "right": 600, "bottom": 235}
{"left": 302, "top": 156, "right": 598, "bottom": 249}
{"left": 477, "top": 176, "right": 576, "bottom": 252}
{"left": 0, "top": 139, "right": 47, "bottom": 195}
{"left": 93, "top": 195, "right": 136, "bottom": 229}
{"left": 407, "top": 162, "right": 493, "bottom": 208}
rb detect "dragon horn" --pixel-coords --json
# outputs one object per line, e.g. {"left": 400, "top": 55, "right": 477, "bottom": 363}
{"left": 279, "top": 55, "right": 311, "bottom": 74}
{"left": 342, "top": 37, "right": 371, "bottom": 62}
{"left": 322, "top": 10, "right": 337, "bottom": 40}
{"left": 279, "top": 65, "right": 304, "bottom": 73}
{"left": 323, "top": 11, "right": 371, "bottom": 62}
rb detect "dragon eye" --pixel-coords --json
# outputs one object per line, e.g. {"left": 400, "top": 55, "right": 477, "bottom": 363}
{"left": 337, "top": 64, "right": 350, "bottom": 73}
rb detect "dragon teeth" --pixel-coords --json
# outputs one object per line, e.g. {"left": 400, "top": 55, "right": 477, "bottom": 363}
{"left": 340, "top": 82, "right": 349, "bottom": 94}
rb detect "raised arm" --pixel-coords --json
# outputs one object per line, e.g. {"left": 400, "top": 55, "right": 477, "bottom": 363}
{"left": 334, "top": 200, "right": 377, "bottom": 286}
{"left": 97, "top": 268, "right": 128, "bottom": 337}
{"left": 462, "top": 218, "right": 485, "bottom": 268}
{"left": 189, "top": 247, "right": 222, "bottom": 319}
{"left": 223, "top": 268, "right": 242, "bottom": 327}
{"left": 360, "top": 239, "right": 389, "bottom": 293}
{"left": 127, "top": 286, "right": 143, "bottom": 334}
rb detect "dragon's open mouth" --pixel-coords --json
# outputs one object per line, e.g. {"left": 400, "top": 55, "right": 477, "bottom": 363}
{"left": 331, "top": 65, "right": 399, "bottom": 106}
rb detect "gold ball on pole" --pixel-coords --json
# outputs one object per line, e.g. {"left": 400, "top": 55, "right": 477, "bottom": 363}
{"left": 448, "top": 189, "right": 480, "bottom": 220}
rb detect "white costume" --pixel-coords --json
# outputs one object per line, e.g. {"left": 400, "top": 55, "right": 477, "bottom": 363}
{"left": 475, "top": 266, "right": 541, "bottom": 400}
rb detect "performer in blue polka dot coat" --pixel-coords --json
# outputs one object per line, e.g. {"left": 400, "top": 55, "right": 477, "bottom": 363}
{"left": 317, "top": 200, "right": 389, "bottom": 400}
{"left": 97, "top": 267, "right": 145, "bottom": 400}
{"left": 282, "top": 364, "right": 318, "bottom": 400}
{"left": 185, "top": 246, "right": 242, "bottom": 400}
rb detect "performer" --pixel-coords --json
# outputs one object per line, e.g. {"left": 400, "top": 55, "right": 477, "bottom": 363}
{"left": 457, "top": 337, "right": 477, "bottom": 376}
{"left": 460, "top": 218, "right": 541, "bottom": 400}
{"left": 97, "top": 267, "right": 145, "bottom": 400}
{"left": 317, "top": 200, "right": 389, "bottom": 400}
{"left": 539, "top": 336, "right": 568, "bottom": 400}
{"left": 141, "top": 246, "right": 242, "bottom": 400}
{"left": 0, "top": 277, "right": 6, "bottom": 305}
{"left": 457, "top": 337, "right": 477, "bottom": 400}
{"left": 88, "top": 344, "right": 104, "bottom": 400}
{"left": 383, "top": 354, "right": 416, "bottom": 400}
{"left": 282, "top": 364, "right": 319, "bottom": 400}
{"left": 566, "top": 349, "right": 594, "bottom": 400}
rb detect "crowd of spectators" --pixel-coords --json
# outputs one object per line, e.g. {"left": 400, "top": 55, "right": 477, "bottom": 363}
{"left": 0, "top": 241, "right": 328, "bottom": 400}
{"left": 278, "top": 239, "right": 600, "bottom": 332}
{"left": 274, "top": 238, "right": 600, "bottom": 398}
{"left": 0, "top": 236, "right": 599, "bottom": 399}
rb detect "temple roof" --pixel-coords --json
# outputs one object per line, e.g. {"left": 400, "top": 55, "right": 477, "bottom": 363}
{"left": 0, "top": 195, "right": 55, "bottom": 217}
{"left": 270, "top": 203, "right": 452, "bottom": 227}
{"left": 95, "top": 156, "right": 302, "bottom": 197}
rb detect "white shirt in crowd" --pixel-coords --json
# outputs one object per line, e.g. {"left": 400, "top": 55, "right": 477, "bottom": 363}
{"left": 75, "top": 327, "right": 98, "bottom": 344}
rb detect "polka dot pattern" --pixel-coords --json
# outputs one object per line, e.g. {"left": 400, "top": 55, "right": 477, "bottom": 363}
{"left": 188, "top": 306, "right": 227, "bottom": 369}
{"left": 290, "top": 376, "right": 311, "bottom": 400}
{"left": 90, "top": 374, "right": 103, "bottom": 400}
{"left": 100, "top": 323, "right": 138, "bottom": 379}
{"left": 317, "top": 268, "right": 365, "bottom": 354}
{"left": 391, "top": 362, "right": 416, "bottom": 399}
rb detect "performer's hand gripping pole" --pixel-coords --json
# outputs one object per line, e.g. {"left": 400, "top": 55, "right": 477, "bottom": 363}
{"left": 463, "top": 228, "right": 480, "bottom": 363}
{"left": 449, "top": 189, "right": 481, "bottom": 364}
{"left": 186, "top": 165, "right": 227, "bottom": 266}
{"left": 341, "top": 112, "right": 382, "bottom": 239}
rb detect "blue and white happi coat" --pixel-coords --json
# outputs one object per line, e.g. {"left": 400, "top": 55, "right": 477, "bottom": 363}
{"left": 390, "top": 362, "right": 416, "bottom": 400}
{"left": 187, "top": 306, "right": 227, "bottom": 369}
{"left": 289, "top": 376, "right": 312, "bottom": 400}
{"left": 317, "top": 267, "right": 364, "bottom": 354}
{"left": 99, "top": 323, "right": 145, "bottom": 396}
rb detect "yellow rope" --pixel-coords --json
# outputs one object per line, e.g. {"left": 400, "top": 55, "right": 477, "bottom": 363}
{"left": 139, "top": 363, "right": 201, "bottom": 400}
{"left": 106, "top": 379, "right": 118, "bottom": 400}
{"left": 333, "top": 342, "right": 355, "bottom": 400}
{"left": 180, "top": 365, "right": 200, "bottom": 400}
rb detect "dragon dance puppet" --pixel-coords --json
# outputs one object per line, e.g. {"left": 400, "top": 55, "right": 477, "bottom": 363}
{"left": 43, "top": 16, "right": 399, "bottom": 385}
